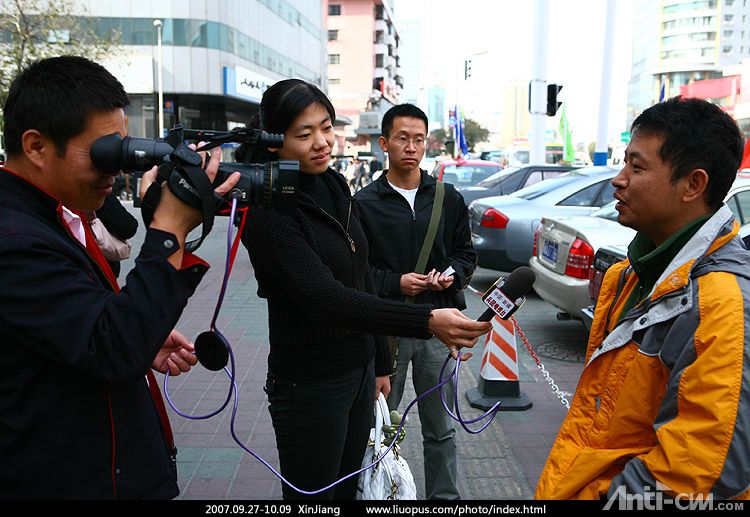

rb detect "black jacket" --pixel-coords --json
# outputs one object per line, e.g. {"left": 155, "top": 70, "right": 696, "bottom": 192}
{"left": 354, "top": 170, "right": 477, "bottom": 309}
{"left": 0, "top": 168, "right": 207, "bottom": 499}
{"left": 242, "top": 169, "right": 432, "bottom": 381}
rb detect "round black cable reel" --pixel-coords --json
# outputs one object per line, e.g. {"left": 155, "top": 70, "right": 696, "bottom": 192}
{"left": 195, "top": 329, "right": 230, "bottom": 371}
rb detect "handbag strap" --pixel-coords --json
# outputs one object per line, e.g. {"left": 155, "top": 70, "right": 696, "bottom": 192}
{"left": 405, "top": 180, "right": 445, "bottom": 304}
{"left": 374, "top": 393, "right": 391, "bottom": 451}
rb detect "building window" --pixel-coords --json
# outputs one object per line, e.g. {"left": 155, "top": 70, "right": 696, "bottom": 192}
{"left": 375, "top": 4, "right": 384, "bottom": 19}
{"left": 374, "top": 30, "right": 384, "bottom": 43}
{"left": 726, "top": 0, "right": 734, "bottom": 5}
{"left": 328, "top": 30, "right": 338, "bottom": 41}
{"left": 328, "top": 4, "right": 341, "bottom": 15}
{"left": 725, "top": 14, "right": 734, "bottom": 22}
{"left": 329, "top": 78, "right": 341, "bottom": 85}
{"left": 375, "top": 54, "right": 384, "bottom": 68}
{"left": 328, "top": 54, "right": 341, "bottom": 65}
{"left": 724, "top": 30, "right": 733, "bottom": 37}
{"left": 724, "top": 45, "right": 733, "bottom": 54}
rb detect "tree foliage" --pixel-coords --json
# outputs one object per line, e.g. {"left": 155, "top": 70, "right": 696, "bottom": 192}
{"left": 427, "top": 127, "right": 448, "bottom": 157}
{"left": 463, "top": 118, "right": 489, "bottom": 151}
{"left": 0, "top": 0, "right": 121, "bottom": 118}
{"left": 426, "top": 118, "right": 490, "bottom": 157}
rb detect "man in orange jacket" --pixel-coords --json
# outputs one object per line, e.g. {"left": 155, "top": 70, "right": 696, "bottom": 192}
{"left": 536, "top": 97, "right": 750, "bottom": 503}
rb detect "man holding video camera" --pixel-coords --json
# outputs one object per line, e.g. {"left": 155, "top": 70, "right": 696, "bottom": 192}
{"left": 0, "top": 56, "right": 238, "bottom": 499}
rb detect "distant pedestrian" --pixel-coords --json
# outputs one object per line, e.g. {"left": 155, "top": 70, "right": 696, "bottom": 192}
{"left": 369, "top": 158, "right": 382, "bottom": 178}
{"left": 345, "top": 159, "right": 357, "bottom": 193}
{"left": 355, "top": 159, "right": 369, "bottom": 190}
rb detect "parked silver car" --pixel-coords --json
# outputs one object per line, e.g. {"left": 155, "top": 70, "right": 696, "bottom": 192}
{"left": 529, "top": 201, "right": 636, "bottom": 319}
{"left": 537, "top": 174, "right": 750, "bottom": 327}
{"left": 469, "top": 166, "right": 619, "bottom": 272}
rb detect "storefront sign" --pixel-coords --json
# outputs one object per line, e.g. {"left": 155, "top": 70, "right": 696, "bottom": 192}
{"left": 224, "top": 66, "right": 273, "bottom": 103}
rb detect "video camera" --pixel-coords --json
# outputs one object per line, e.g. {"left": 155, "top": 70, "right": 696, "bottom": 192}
{"left": 90, "top": 125, "right": 299, "bottom": 212}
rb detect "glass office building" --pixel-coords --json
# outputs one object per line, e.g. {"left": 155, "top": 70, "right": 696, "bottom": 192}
{"left": 56, "top": 0, "right": 327, "bottom": 138}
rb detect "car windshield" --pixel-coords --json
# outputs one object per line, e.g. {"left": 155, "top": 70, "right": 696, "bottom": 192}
{"left": 591, "top": 201, "right": 619, "bottom": 221}
{"left": 511, "top": 174, "right": 583, "bottom": 200}
{"left": 477, "top": 167, "right": 520, "bottom": 188}
{"left": 442, "top": 165, "right": 501, "bottom": 187}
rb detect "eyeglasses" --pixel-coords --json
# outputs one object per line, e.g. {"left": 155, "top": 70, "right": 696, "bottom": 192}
{"left": 390, "top": 135, "right": 426, "bottom": 148}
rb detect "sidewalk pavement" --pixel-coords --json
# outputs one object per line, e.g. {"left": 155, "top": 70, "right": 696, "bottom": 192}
{"left": 120, "top": 210, "right": 586, "bottom": 501}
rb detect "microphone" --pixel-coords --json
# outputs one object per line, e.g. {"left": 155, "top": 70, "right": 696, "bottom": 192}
{"left": 477, "top": 266, "right": 536, "bottom": 321}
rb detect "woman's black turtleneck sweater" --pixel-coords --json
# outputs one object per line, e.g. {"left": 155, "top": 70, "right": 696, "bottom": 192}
{"left": 242, "top": 169, "right": 433, "bottom": 381}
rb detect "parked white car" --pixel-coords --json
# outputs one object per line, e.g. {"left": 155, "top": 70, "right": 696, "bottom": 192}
{"left": 529, "top": 201, "right": 635, "bottom": 318}
{"left": 531, "top": 174, "right": 750, "bottom": 321}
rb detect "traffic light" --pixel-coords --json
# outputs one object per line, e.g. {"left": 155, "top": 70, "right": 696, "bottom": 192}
{"left": 464, "top": 59, "right": 472, "bottom": 80}
{"left": 546, "top": 84, "right": 563, "bottom": 116}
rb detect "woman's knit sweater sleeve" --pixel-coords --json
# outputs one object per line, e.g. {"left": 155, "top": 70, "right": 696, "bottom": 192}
{"left": 245, "top": 206, "right": 433, "bottom": 339}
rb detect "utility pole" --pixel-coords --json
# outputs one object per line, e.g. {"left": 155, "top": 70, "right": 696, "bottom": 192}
{"left": 529, "top": 0, "right": 549, "bottom": 165}
{"left": 153, "top": 19, "right": 164, "bottom": 139}
{"left": 594, "top": 0, "right": 616, "bottom": 166}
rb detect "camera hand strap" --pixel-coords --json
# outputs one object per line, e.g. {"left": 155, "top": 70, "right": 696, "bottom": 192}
{"left": 140, "top": 158, "right": 226, "bottom": 253}
{"left": 166, "top": 162, "right": 225, "bottom": 253}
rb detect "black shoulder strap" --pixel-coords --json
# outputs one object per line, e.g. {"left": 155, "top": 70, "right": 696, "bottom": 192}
{"left": 405, "top": 180, "right": 445, "bottom": 304}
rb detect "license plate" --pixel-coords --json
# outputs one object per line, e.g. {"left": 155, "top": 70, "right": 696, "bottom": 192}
{"left": 542, "top": 240, "right": 558, "bottom": 264}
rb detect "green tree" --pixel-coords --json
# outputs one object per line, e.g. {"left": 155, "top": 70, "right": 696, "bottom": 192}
{"left": 0, "top": 0, "right": 121, "bottom": 120}
{"left": 427, "top": 127, "right": 448, "bottom": 158}
{"left": 463, "top": 118, "right": 489, "bottom": 152}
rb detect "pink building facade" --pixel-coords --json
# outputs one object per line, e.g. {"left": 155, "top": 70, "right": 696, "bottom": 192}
{"left": 325, "top": 0, "right": 402, "bottom": 157}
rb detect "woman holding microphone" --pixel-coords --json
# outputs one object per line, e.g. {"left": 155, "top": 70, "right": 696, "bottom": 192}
{"left": 240, "top": 79, "right": 490, "bottom": 500}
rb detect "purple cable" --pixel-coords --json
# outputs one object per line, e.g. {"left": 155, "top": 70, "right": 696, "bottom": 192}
{"left": 164, "top": 194, "right": 241, "bottom": 419}
{"left": 438, "top": 351, "right": 501, "bottom": 433}
{"left": 162, "top": 195, "right": 500, "bottom": 494}
{"left": 165, "top": 337, "right": 454, "bottom": 495}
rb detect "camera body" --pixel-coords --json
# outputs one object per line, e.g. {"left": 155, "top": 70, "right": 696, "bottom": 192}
{"left": 90, "top": 125, "right": 299, "bottom": 212}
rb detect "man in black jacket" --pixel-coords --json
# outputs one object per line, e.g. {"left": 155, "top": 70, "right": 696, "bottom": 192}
{"left": 355, "top": 104, "right": 477, "bottom": 500}
{"left": 0, "top": 56, "right": 238, "bottom": 499}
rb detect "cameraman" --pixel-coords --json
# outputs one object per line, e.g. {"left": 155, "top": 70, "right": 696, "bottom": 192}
{"left": 0, "top": 56, "right": 239, "bottom": 499}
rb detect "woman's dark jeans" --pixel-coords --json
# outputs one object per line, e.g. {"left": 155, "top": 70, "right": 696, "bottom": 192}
{"left": 265, "top": 361, "right": 375, "bottom": 500}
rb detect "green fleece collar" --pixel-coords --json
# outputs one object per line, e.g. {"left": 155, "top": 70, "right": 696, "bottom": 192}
{"left": 620, "top": 211, "right": 714, "bottom": 318}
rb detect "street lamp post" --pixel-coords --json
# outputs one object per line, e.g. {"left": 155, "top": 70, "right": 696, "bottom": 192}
{"left": 153, "top": 19, "right": 164, "bottom": 138}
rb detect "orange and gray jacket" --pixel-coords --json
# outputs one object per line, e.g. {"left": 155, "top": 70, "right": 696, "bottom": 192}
{"left": 536, "top": 204, "right": 750, "bottom": 500}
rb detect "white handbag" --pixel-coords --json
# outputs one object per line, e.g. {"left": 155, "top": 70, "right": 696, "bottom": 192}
{"left": 90, "top": 216, "right": 132, "bottom": 261}
{"left": 356, "top": 393, "right": 417, "bottom": 500}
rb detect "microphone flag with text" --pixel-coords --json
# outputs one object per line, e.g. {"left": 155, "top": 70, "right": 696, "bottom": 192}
{"left": 477, "top": 266, "right": 536, "bottom": 322}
